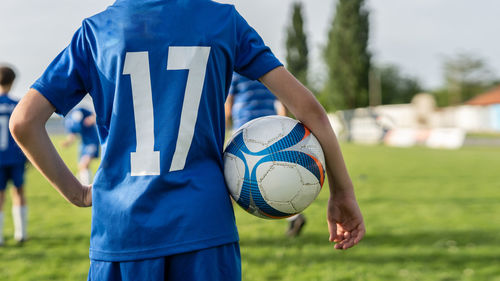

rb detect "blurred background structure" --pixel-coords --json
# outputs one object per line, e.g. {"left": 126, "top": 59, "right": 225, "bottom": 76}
{"left": 2, "top": 0, "right": 500, "bottom": 148}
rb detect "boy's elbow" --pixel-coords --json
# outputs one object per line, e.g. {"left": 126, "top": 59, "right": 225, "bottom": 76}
{"left": 295, "top": 100, "right": 328, "bottom": 125}
{"left": 9, "top": 114, "right": 24, "bottom": 141}
{"left": 9, "top": 88, "right": 54, "bottom": 143}
{"left": 9, "top": 110, "right": 34, "bottom": 143}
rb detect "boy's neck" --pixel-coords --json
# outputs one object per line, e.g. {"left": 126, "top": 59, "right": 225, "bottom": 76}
{"left": 0, "top": 85, "right": 11, "bottom": 95}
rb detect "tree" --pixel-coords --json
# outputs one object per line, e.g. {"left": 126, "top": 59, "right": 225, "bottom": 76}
{"left": 321, "top": 0, "right": 371, "bottom": 110}
{"left": 285, "top": 2, "right": 309, "bottom": 87}
{"left": 440, "top": 53, "right": 496, "bottom": 105}
{"left": 375, "top": 64, "right": 423, "bottom": 104}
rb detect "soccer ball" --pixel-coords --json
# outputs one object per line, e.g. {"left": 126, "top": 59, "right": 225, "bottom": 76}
{"left": 223, "top": 116, "right": 325, "bottom": 219}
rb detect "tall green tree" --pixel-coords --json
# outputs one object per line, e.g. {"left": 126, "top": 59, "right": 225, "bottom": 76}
{"left": 322, "top": 0, "right": 370, "bottom": 110}
{"left": 285, "top": 2, "right": 309, "bottom": 87}
{"left": 376, "top": 64, "right": 423, "bottom": 104}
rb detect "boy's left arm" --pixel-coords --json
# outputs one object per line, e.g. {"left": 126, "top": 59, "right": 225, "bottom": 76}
{"left": 10, "top": 89, "right": 92, "bottom": 207}
{"left": 260, "top": 66, "right": 365, "bottom": 250}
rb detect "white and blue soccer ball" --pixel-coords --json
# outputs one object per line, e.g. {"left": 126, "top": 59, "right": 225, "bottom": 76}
{"left": 223, "top": 116, "right": 325, "bottom": 219}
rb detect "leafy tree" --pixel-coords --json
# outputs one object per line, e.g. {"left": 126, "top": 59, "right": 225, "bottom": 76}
{"left": 375, "top": 64, "right": 423, "bottom": 104}
{"left": 321, "top": 0, "right": 371, "bottom": 110}
{"left": 285, "top": 2, "right": 309, "bottom": 87}
{"left": 440, "top": 53, "right": 496, "bottom": 105}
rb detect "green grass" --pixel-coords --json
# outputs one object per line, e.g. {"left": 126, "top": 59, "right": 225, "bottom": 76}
{"left": 1, "top": 139, "right": 500, "bottom": 280}
{"left": 466, "top": 132, "right": 500, "bottom": 139}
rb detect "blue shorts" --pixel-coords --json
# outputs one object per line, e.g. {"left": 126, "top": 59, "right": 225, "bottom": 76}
{"left": 80, "top": 143, "right": 99, "bottom": 159}
{"left": 0, "top": 163, "right": 25, "bottom": 191}
{"left": 87, "top": 242, "right": 241, "bottom": 281}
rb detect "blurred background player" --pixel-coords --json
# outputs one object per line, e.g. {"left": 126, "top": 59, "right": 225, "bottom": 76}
{"left": 61, "top": 108, "right": 99, "bottom": 185}
{"left": 0, "top": 65, "right": 27, "bottom": 245}
{"left": 225, "top": 73, "right": 306, "bottom": 237}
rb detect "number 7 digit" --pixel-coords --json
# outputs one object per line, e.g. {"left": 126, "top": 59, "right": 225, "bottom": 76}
{"left": 167, "top": 46, "right": 210, "bottom": 172}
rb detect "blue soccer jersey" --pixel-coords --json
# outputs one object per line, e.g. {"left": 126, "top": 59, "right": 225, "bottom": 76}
{"left": 32, "top": 0, "right": 282, "bottom": 261}
{"left": 65, "top": 107, "right": 100, "bottom": 158}
{"left": 0, "top": 95, "right": 26, "bottom": 166}
{"left": 229, "top": 73, "right": 278, "bottom": 130}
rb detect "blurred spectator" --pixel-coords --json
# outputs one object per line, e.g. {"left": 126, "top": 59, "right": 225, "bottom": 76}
{"left": 61, "top": 108, "right": 99, "bottom": 185}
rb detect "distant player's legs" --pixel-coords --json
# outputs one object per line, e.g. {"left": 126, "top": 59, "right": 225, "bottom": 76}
{"left": 78, "top": 144, "right": 98, "bottom": 185}
{"left": 0, "top": 191, "right": 5, "bottom": 246}
{"left": 286, "top": 213, "right": 306, "bottom": 237}
{"left": 11, "top": 187, "right": 27, "bottom": 242}
{"left": 78, "top": 155, "right": 93, "bottom": 185}
{"left": 11, "top": 163, "right": 27, "bottom": 242}
{"left": 0, "top": 167, "right": 8, "bottom": 245}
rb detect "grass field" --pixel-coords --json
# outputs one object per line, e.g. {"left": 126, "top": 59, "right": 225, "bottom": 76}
{"left": 1, "top": 138, "right": 499, "bottom": 280}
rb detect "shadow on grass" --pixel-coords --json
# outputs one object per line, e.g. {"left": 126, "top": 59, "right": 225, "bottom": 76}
{"left": 242, "top": 249, "right": 500, "bottom": 274}
{"left": 241, "top": 229, "right": 500, "bottom": 248}
{"left": 241, "top": 231, "right": 500, "bottom": 274}
{"left": 241, "top": 229, "right": 500, "bottom": 266}
{"left": 0, "top": 233, "right": 90, "bottom": 261}
{"left": 25, "top": 233, "right": 90, "bottom": 246}
{"left": 360, "top": 196, "right": 500, "bottom": 205}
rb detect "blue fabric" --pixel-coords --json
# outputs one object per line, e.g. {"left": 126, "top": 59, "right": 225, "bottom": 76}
{"left": 87, "top": 242, "right": 241, "bottom": 281}
{"left": 65, "top": 108, "right": 100, "bottom": 159}
{"left": 0, "top": 163, "right": 25, "bottom": 190}
{"left": 80, "top": 144, "right": 99, "bottom": 159}
{"left": 229, "top": 73, "right": 278, "bottom": 130}
{"left": 0, "top": 95, "right": 26, "bottom": 166}
{"left": 32, "top": 0, "right": 282, "bottom": 261}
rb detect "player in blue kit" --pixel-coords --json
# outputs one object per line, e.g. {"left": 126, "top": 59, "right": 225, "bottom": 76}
{"left": 0, "top": 65, "right": 28, "bottom": 245}
{"left": 10, "top": 1, "right": 365, "bottom": 280}
{"left": 225, "top": 73, "right": 307, "bottom": 237}
{"left": 61, "top": 107, "right": 100, "bottom": 185}
{"left": 226, "top": 73, "right": 287, "bottom": 131}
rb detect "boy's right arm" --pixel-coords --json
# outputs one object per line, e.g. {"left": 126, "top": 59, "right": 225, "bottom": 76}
{"left": 260, "top": 66, "right": 365, "bottom": 250}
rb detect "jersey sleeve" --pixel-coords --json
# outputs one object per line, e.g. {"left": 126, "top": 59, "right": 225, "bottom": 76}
{"left": 31, "top": 25, "right": 91, "bottom": 116}
{"left": 233, "top": 8, "right": 283, "bottom": 80}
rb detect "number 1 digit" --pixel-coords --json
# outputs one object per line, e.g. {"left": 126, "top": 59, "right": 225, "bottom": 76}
{"left": 123, "top": 52, "right": 160, "bottom": 176}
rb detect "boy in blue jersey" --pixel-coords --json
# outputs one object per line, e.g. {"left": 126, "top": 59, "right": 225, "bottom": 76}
{"left": 61, "top": 107, "right": 100, "bottom": 185}
{"left": 0, "top": 65, "right": 28, "bottom": 245}
{"left": 10, "top": 1, "right": 365, "bottom": 280}
{"left": 225, "top": 73, "right": 306, "bottom": 237}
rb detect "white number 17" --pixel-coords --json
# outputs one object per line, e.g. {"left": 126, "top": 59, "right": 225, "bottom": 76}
{"left": 123, "top": 46, "right": 211, "bottom": 176}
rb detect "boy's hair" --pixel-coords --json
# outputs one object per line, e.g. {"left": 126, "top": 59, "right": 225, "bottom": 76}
{"left": 0, "top": 65, "right": 16, "bottom": 87}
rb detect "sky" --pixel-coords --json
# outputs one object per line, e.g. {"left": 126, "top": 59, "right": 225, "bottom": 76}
{"left": 1, "top": 0, "right": 499, "bottom": 99}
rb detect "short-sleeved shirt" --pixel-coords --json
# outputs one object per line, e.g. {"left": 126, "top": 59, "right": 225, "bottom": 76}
{"left": 32, "top": 0, "right": 282, "bottom": 261}
{"left": 229, "top": 73, "right": 278, "bottom": 130}
{"left": 0, "top": 95, "right": 26, "bottom": 166}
